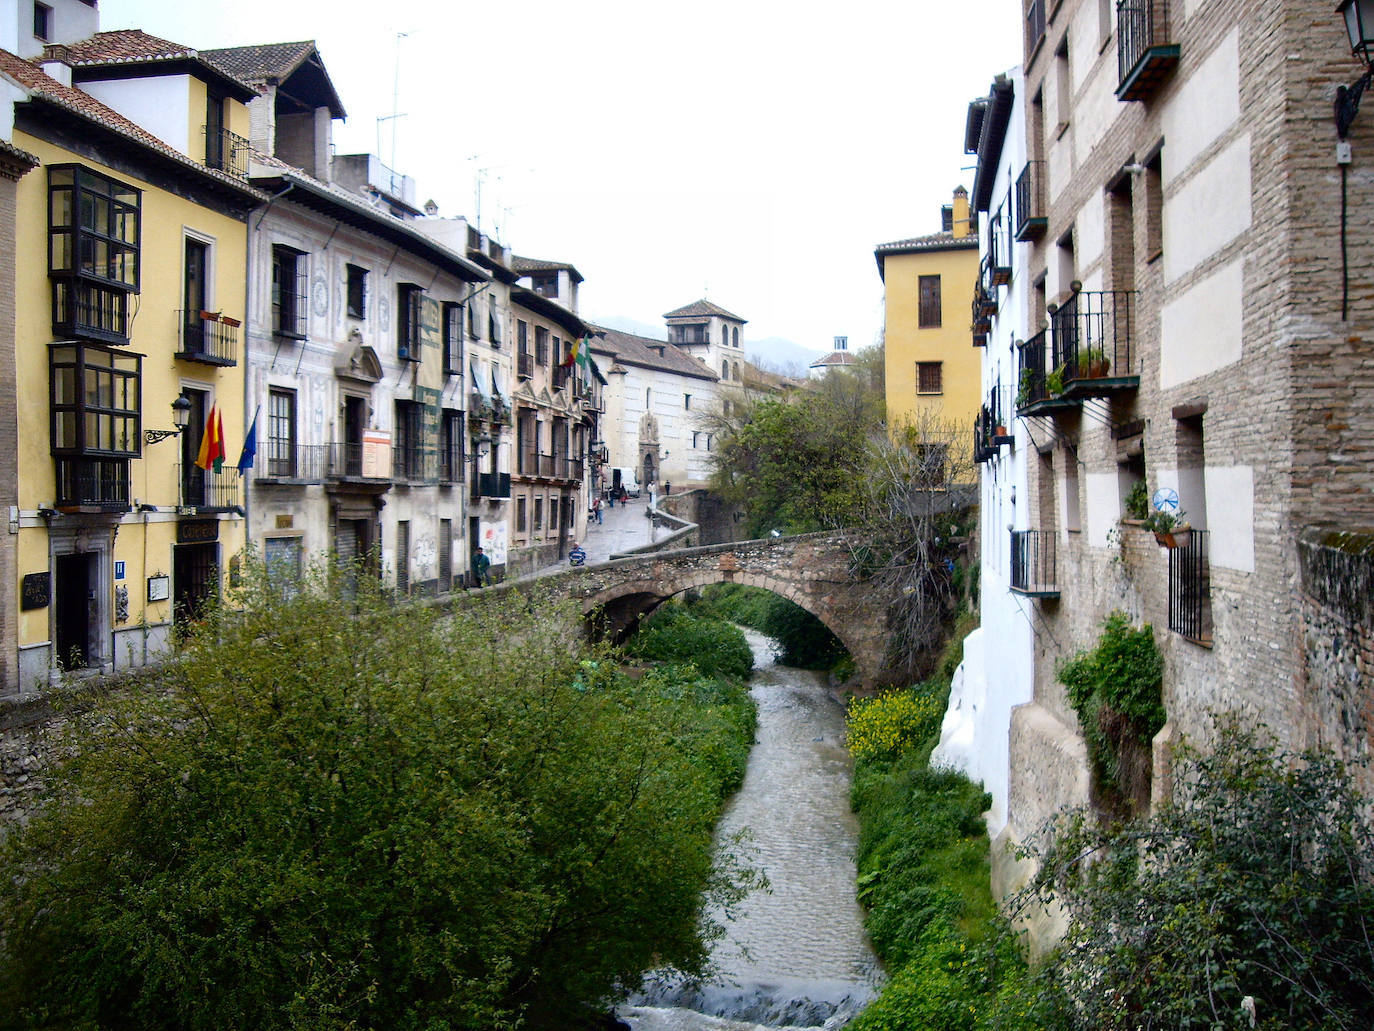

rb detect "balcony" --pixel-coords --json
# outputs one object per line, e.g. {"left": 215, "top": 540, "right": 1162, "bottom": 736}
{"left": 1010, "top": 529, "right": 1059, "bottom": 597}
{"left": 52, "top": 279, "right": 129, "bottom": 345}
{"left": 1049, "top": 289, "right": 1139, "bottom": 400}
{"left": 257, "top": 442, "right": 327, "bottom": 483}
{"left": 324, "top": 441, "right": 391, "bottom": 482}
{"left": 552, "top": 365, "right": 572, "bottom": 391}
{"left": 439, "top": 446, "right": 465, "bottom": 484}
{"left": 179, "top": 464, "right": 241, "bottom": 512}
{"left": 1168, "top": 529, "right": 1212, "bottom": 645}
{"left": 392, "top": 445, "right": 438, "bottom": 484}
{"left": 1116, "top": 0, "right": 1179, "bottom": 102}
{"left": 1014, "top": 161, "right": 1048, "bottom": 241}
{"left": 176, "top": 310, "right": 239, "bottom": 366}
{"left": 204, "top": 125, "right": 250, "bottom": 180}
{"left": 988, "top": 209, "right": 1011, "bottom": 286}
{"left": 973, "top": 408, "right": 995, "bottom": 465}
{"left": 518, "top": 352, "right": 534, "bottom": 379}
{"left": 55, "top": 456, "right": 130, "bottom": 511}
{"left": 472, "top": 471, "right": 511, "bottom": 500}
{"left": 1015, "top": 330, "right": 1079, "bottom": 416}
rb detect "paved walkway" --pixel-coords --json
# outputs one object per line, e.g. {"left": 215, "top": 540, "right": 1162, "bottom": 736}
{"left": 525, "top": 494, "right": 659, "bottom": 579}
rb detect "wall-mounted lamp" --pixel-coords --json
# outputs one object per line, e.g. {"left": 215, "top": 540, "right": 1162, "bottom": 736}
{"left": 145, "top": 395, "right": 192, "bottom": 445}
{"left": 1336, "top": 0, "right": 1374, "bottom": 138}
{"left": 475, "top": 434, "right": 493, "bottom": 460}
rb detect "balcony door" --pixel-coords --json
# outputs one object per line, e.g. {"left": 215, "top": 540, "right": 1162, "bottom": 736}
{"left": 180, "top": 388, "right": 208, "bottom": 507}
{"left": 184, "top": 238, "right": 208, "bottom": 352}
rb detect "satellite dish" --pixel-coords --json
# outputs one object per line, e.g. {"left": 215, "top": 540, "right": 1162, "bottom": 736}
{"left": 1150, "top": 487, "right": 1179, "bottom": 513}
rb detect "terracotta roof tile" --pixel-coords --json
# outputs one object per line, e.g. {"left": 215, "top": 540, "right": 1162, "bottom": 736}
{"left": 512, "top": 254, "right": 584, "bottom": 283}
{"left": 874, "top": 230, "right": 977, "bottom": 254}
{"left": 0, "top": 48, "right": 264, "bottom": 199}
{"left": 663, "top": 298, "right": 747, "bottom": 323}
{"left": 588, "top": 324, "right": 719, "bottom": 382}
{"left": 201, "top": 40, "right": 315, "bottom": 83}
{"left": 58, "top": 29, "right": 197, "bottom": 64}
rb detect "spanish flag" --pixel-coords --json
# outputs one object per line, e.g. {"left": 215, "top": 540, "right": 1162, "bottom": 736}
{"left": 195, "top": 404, "right": 226, "bottom": 473}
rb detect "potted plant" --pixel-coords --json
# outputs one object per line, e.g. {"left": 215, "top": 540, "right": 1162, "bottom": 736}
{"left": 1017, "top": 367, "right": 1035, "bottom": 408}
{"left": 1143, "top": 508, "right": 1191, "bottom": 548}
{"left": 1046, "top": 363, "right": 1067, "bottom": 397}
{"left": 1078, "top": 346, "right": 1110, "bottom": 379}
{"left": 1124, "top": 480, "right": 1149, "bottom": 521}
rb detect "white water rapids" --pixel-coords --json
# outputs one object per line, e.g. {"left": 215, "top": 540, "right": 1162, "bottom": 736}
{"left": 619, "top": 628, "right": 883, "bottom": 1030}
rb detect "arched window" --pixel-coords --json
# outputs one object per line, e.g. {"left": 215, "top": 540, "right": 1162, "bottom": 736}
{"left": 733, "top": 361, "right": 740, "bottom": 381}
{"left": 721, "top": 360, "right": 728, "bottom": 379}
{"left": 732, "top": 327, "right": 739, "bottom": 348}
{"left": 721, "top": 325, "right": 728, "bottom": 346}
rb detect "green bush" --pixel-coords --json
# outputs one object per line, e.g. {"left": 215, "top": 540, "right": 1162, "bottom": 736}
{"left": 1057, "top": 610, "right": 1163, "bottom": 814}
{"left": 0, "top": 567, "right": 761, "bottom": 1031}
{"left": 624, "top": 604, "right": 754, "bottom": 679}
{"left": 1023, "top": 717, "right": 1374, "bottom": 1030}
{"left": 690, "top": 583, "right": 848, "bottom": 670}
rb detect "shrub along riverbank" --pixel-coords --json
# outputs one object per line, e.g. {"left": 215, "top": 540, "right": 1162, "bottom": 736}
{"left": 0, "top": 568, "right": 759, "bottom": 1031}
{"left": 686, "top": 583, "right": 849, "bottom": 672}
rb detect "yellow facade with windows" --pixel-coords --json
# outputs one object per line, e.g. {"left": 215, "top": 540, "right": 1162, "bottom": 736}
{"left": 4, "top": 52, "right": 260, "bottom": 693}
{"left": 877, "top": 188, "right": 981, "bottom": 440}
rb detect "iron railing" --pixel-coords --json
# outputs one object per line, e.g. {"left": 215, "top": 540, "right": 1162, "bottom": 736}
{"left": 988, "top": 206, "right": 1011, "bottom": 285}
{"left": 553, "top": 365, "right": 572, "bottom": 390}
{"left": 1014, "top": 161, "right": 1047, "bottom": 240}
{"left": 1010, "top": 529, "right": 1058, "bottom": 595}
{"left": 439, "top": 442, "right": 465, "bottom": 483}
{"left": 1050, "top": 290, "right": 1137, "bottom": 388}
{"left": 324, "top": 442, "right": 390, "bottom": 480}
{"left": 476, "top": 472, "right": 511, "bottom": 499}
{"left": 52, "top": 279, "right": 129, "bottom": 343}
{"left": 204, "top": 125, "right": 250, "bottom": 179}
{"left": 1016, "top": 329, "right": 1052, "bottom": 410}
{"left": 180, "top": 464, "right": 241, "bottom": 510}
{"left": 55, "top": 456, "right": 130, "bottom": 510}
{"left": 1116, "top": 0, "right": 1178, "bottom": 99}
{"left": 392, "top": 445, "right": 437, "bottom": 482}
{"left": 177, "top": 310, "right": 239, "bottom": 365}
{"left": 1168, "top": 529, "right": 1212, "bottom": 643}
{"left": 261, "top": 442, "right": 328, "bottom": 481}
{"left": 518, "top": 352, "right": 534, "bottom": 379}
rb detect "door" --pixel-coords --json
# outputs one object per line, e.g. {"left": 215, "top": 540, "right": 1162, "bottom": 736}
{"left": 174, "top": 541, "right": 219, "bottom": 633}
{"left": 180, "top": 388, "right": 208, "bottom": 507}
{"left": 344, "top": 396, "right": 366, "bottom": 476}
{"left": 468, "top": 516, "right": 480, "bottom": 586}
{"left": 557, "top": 492, "right": 569, "bottom": 558}
{"left": 184, "top": 238, "right": 207, "bottom": 353}
{"left": 54, "top": 552, "right": 95, "bottom": 669}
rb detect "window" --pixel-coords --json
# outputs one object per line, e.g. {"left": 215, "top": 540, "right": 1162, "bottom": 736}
{"left": 733, "top": 327, "right": 739, "bottom": 348}
{"left": 489, "top": 307, "right": 502, "bottom": 349}
{"left": 692, "top": 431, "right": 700, "bottom": 448}
{"left": 916, "top": 361, "right": 943, "bottom": 394}
{"left": 531, "top": 272, "right": 558, "bottom": 297}
{"left": 267, "top": 387, "right": 296, "bottom": 477}
{"left": 397, "top": 284, "right": 423, "bottom": 361}
{"left": 49, "top": 343, "right": 141, "bottom": 508}
{"left": 396, "top": 520, "right": 410, "bottom": 594}
{"left": 1054, "top": 36, "right": 1071, "bottom": 134}
{"left": 517, "top": 496, "right": 527, "bottom": 532}
{"left": 393, "top": 400, "right": 424, "bottom": 479}
{"left": 346, "top": 264, "right": 368, "bottom": 319}
{"left": 439, "top": 519, "right": 453, "bottom": 592}
{"left": 441, "top": 408, "right": 464, "bottom": 482}
{"left": 706, "top": 434, "right": 712, "bottom": 451}
{"left": 684, "top": 393, "right": 691, "bottom": 410}
{"left": 918, "top": 275, "right": 942, "bottom": 328}
{"left": 645, "top": 387, "right": 651, "bottom": 408}
{"left": 467, "top": 298, "right": 479, "bottom": 339}
{"left": 271, "top": 245, "right": 306, "bottom": 338}
{"left": 733, "top": 361, "right": 740, "bottom": 381}
{"left": 48, "top": 165, "right": 141, "bottom": 344}
{"left": 204, "top": 88, "right": 229, "bottom": 173}
{"left": 534, "top": 497, "right": 543, "bottom": 531}
{"left": 264, "top": 537, "right": 303, "bottom": 593}
{"left": 722, "top": 359, "right": 729, "bottom": 379}
{"left": 1062, "top": 444, "right": 1082, "bottom": 532}
{"left": 182, "top": 237, "right": 209, "bottom": 354}
{"left": 1145, "top": 151, "right": 1164, "bottom": 261}
{"left": 535, "top": 326, "right": 550, "bottom": 366}
{"left": 33, "top": 2, "right": 50, "bottom": 41}
{"left": 443, "top": 301, "right": 462, "bottom": 376}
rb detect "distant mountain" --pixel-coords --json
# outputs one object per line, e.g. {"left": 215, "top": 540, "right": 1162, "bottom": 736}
{"left": 747, "top": 336, "right": 825, "bottom": 377}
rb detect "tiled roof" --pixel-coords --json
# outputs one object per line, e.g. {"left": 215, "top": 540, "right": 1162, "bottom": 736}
{"left": 202, "top": 41, "right": 346, "bottom": 120}
{"left": 810, "top": 351, "right": 855, "bottom": 368}
{"left": 512, "top": 254, "right": 585, "bottom": 284}
{"left": 0, "top": 48, "right": 265, "bottom": 200}
{"left": 58, "top": 29, "right": 196, "bottom": 64}
{"left": 201, "top": 40, "right": 314, "bottom": 82}
{"left": 663, "top": 298, "right": 747, "bottom": 323}
{"left": 588, "top": 324, "right": 719, "bottom": 382}
{"left": 874, "top": 230, "right": 977, "bottom": 254}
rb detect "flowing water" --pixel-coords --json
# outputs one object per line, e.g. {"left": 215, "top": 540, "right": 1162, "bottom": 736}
{"left": 619, "top": 628, "right": 883, "bottom": 1030}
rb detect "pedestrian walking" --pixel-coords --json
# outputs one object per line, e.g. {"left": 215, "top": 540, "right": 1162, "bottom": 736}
{"left": 569, "top": 541, "right": 587, "bottom": 566}
{"left": 592, "top": 495, "right": 603, "bottom": 524}
{"left": 471, "top": 546, "right": 491, "bottom": 588}
{"left": 607, "top": 488, "right": 615, "bottom": 509}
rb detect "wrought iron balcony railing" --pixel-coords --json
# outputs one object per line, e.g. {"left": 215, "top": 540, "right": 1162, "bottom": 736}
{"left": 392, "top": 445, "right": 438, "bottom": 483}
{"left": 1049, "top": 289, "right": 1139, "bottom": 399}
{"left": 55, "top": 456, "right": 130, "bottom": 511}
{"left": 1014, "top": 161, "right": 1048, "bottom": 241}
{"left": 1116, "top": 0, "right": 1179, "bottom": 102}
{"left": 324, "top": 441, "right": 391, "bottom": 481}
{"left": 260, "top": 442, "right": 327, "bottom": 482}
{"left": 180, "top": 464, "right": 241, "bottom": 511}
{"left": 204, "top": 125, "right": 250, "bottom": 179}
{"left": 1168, "top": 529, "right": 1212, "bottom": 645}
{"left": 1015, "top": 329, "right": 1077, "bottom": 415}
{"left": 1010, "top": 529, "right": 1059, "bottom": 597}
{"left": 176, "top": 310, "right": 239, "bottom": 366}
{"left": 518, "top": 352, "right": 534, "bottom": 379}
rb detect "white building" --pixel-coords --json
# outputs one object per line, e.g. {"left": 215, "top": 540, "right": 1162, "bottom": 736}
{"left": 934, "top": 70, "right": 1036, "bottom": 840}
{"left": 664, "top": 299, "right": 748, "bottom": 387}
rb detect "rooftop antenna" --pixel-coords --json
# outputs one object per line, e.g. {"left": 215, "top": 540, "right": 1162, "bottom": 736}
{"left": 375, "top": 32, "right": 410, "bottom": 172}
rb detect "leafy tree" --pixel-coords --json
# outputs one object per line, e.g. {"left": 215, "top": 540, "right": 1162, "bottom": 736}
{"left": 1020, "top": 717, "right": 1374, "bottom": 1031}
{"left": 0, "top": 564, "right": 758, "bottom": 1031}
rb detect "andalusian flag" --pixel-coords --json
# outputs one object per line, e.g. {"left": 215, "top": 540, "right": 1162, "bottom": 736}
{"left": 195, "top": 404, "right": 226, "bottom": 473}
{"left": 577, "top": 336, "right": 592, "bottom": 372}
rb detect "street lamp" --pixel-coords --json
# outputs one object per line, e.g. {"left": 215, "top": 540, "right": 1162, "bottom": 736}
{"left": 145, "top": 395, "right": 192, "bottom": 445}
{"left": 1336, "top": 0, "right": 1374, "bottom": 138}
{"left": 475, "top": 434, "right": 493, "bottom": 460}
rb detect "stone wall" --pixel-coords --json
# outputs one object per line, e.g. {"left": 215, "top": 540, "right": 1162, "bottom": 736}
{"left": 658, "top": 489, "right": 747, "bottom": 545}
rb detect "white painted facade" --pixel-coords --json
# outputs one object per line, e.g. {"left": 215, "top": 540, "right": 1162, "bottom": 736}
{"left": 933, "top": 69, "right": 1034, "bottom": 839}
{"left": 2, "top": 0, "right": 98, "bottom": 59}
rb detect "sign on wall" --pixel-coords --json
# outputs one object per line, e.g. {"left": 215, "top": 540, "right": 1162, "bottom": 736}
{"left": 361, "top": 430, "right": 391, "bottom": 479}
{"left": 20, "top": 572, "right": 49, "bottom": 611}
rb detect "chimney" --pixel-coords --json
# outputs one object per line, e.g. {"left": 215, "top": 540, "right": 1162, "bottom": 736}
{"left": 39, "top": 45, "right": 73, "bottom": 86}
{"left": 951, "top": 186, "right": 971, "bottom": 239}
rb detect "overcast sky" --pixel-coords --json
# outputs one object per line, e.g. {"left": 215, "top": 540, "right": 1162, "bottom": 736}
{"left": 100, "top": 0, "right": 1020, "bottom": 355}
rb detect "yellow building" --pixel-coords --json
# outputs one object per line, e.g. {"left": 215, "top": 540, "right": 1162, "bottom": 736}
{"left": 1, "top": 35, "right": 263, "bottom": 693}
{"left": 875, "top": 187, "right": 981, "bottom": 447}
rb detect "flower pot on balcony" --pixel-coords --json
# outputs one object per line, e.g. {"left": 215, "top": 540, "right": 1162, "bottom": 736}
{"left": 1153, "top": 524, "right": 1192, "bottom": 549}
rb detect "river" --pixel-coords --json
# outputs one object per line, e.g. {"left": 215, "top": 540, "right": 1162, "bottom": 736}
{"left": 619, "top": 628, "right": 883, "bottom": 1030}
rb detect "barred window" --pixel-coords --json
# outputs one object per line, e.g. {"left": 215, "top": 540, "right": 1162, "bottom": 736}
{"left": 917, "top": 361, "right": 944, "bottom": 395}
{"left": 918, "top": 275, "right": 942, "bottom": 328}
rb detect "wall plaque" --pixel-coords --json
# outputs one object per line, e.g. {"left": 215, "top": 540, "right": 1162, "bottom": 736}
{"left": 177, "top": 520, "right": 219, "bottom": 544}
{"left": 20, "top": 572, "right": 49, "bottom": 611}
{"left": 147, "top": 575, "right": 170, "bottom": 602}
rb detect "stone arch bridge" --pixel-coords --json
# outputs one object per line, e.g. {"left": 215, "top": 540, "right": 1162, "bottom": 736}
{"left": 524, "top": 533, "right": 894, "bottom": 685}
